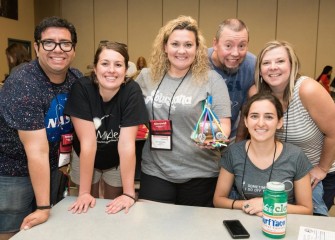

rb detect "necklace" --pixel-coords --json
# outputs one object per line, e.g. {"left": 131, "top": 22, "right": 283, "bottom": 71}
{"left": 240, "top": 140, "right": 277, "bottom": 200}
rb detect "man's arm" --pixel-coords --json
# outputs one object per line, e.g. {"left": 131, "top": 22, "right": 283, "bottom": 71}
{"left": 18, "top": 129, "right": 51, "bottom": 230}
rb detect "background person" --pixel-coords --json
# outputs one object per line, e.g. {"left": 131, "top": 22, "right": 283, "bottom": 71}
{"left": 316, "top": 65, "right": 332, "bottom": 94}
{"left": 5, "top": 43, "right": 31, "bottom": 76}
{"left": 214, "top": 93, "right": 313, "bottom": 216}
{"left": 249, "top": 40, "right": 335, "bottom": 215}
{"left": 0, "top": 16, "right": 82, "bottom": 238}
{"left": 65, "top": 41, "right": 148, "bottom": 214}
{"left": 208, "top": 18, "right": 256, "bottom": 142}
{"left": 136, "top": 56, "right": 147, "bottom": 71}
{"left": 131, "top": 56, "right": 147, "bottom": 79}
{"left": 330, "top": 77, "right": 335, "bottom": 100}
{"left": 136, "top": 15, "right": 231, "bottom": 207}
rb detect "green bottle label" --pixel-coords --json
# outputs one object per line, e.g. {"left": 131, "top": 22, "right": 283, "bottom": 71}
{"left": 262, "top": 188, "right": 287, "bottom": 239}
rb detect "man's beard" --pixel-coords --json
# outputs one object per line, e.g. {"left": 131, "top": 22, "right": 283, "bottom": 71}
{"left": 222, "top": 64, "right": 239, "bottom": 75}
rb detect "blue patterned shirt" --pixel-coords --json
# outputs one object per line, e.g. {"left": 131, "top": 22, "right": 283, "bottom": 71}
{"left": 0, "top": 59, "right": 82, "bottom": 176}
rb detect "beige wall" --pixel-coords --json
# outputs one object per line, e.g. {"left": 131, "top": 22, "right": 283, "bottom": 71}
{"left": 34, "top": 0, "right": 60, "bottom": 25}
{"left": 1, "top": 0, "right": 335, "bottom": 81}
{"left": 0, "top": 0, "right": 35, "bottom": 81}
{"left": 58, "top": 0, "right": 335, "bottom": 79}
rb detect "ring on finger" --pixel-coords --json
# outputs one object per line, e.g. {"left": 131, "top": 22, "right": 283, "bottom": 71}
{"left": 244, "top": 204, "right": 249, "bottom": 209}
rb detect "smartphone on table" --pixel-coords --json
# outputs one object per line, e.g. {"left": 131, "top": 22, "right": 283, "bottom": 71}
{"left": 223, "top": 219, "right": 250, "bottom": 239}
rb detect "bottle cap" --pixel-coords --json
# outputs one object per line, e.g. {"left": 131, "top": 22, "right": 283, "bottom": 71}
{"left": 266, "top": 181, "right": 285, "bottom": 191}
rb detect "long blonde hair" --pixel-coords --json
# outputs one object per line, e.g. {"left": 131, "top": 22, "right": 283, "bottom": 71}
{"left": 149, "top": 15, "right": 209, "bottom": 84}
{"left": 255, "top": 40, "right": 300, "bottom": 103}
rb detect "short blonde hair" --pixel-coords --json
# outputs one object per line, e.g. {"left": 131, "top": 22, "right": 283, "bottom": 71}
{"left": 149, "top": 15, "right": 209, "bottom": 84}
{"left": 255, "top": 40, "right": 300, "bottom": 103}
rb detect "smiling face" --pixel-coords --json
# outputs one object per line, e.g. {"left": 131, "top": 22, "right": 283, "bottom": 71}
{"left": 34, "top": 27, "right": 75, "bottom": 78}
{"left": 164, "top": 29, "right": 196, "bottom": 76}
{"left": 244, "top": 99, "right": 283, "bottom": 143}
{"left": 213, "top": 27, "right": 248, "bottom": 72}
{"left": 260, "top": 46, "right": 291, "bottom": 91}
{"left": 94, "top": 48, "right": 127, "bottom": 100}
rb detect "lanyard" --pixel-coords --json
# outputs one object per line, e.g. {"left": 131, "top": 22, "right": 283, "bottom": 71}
{"left": 241, "top": 141, "right": 277, "bottom": 200}
{"left": 284, "top": 102, "right": 290, "bottom": 142}
{"left": 151, "top": 69, "right": 190, "bottom": 120}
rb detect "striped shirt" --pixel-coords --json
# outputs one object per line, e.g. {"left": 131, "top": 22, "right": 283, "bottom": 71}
{"left": 276, "top": 76, "right": 335, "bottom": 173}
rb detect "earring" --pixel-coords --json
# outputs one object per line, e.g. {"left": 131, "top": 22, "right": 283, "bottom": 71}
{"left": 260, "top": 76, "right": 263, "bottom": 83}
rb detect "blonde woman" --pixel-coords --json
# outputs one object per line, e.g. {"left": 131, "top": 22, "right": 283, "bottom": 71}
{"left": 136, "top": 15, "right": 231, "bottom": 207}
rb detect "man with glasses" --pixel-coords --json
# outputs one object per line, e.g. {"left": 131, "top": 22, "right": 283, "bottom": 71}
{"left": 0, "top": 16, "right": 82, "bottom": 238}
{"left": 208, "top": 19, "right": 256, "bottom": 143}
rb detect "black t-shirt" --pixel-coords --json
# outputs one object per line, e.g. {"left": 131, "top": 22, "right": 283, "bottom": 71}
{"left": 64, "top": 76, "right": 148, "bottom": 170}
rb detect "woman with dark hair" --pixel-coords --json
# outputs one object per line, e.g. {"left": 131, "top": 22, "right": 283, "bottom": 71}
{"left": 64, "top": 41, "right": 148, "bottom": 214}
{"left": 214, "top": 93, "right": 313, "bottom": 216}
{"left": 6, "top": 43, "right": 31, "bottom": 73}
{"left": 131, "top": 56, "right": 147, "bottom": 79}
{"left": 316, "top": 65, "right": 332, "bottom": 93}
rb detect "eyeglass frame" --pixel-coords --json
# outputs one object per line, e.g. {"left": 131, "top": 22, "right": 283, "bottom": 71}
{"left": 37, "top": 40, "right": 75, "bottom": 52}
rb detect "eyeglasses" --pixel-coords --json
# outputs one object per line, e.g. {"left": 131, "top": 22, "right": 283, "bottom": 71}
{"left": 38, "top": 40, "right": 74, "bottom": 52}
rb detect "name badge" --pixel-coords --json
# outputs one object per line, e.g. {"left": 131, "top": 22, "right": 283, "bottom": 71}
{"left": 58, "top": 133, "right": 73, "bottom": 167}
{"left": 149, "top": 120, "right": 172, "bottom": 150}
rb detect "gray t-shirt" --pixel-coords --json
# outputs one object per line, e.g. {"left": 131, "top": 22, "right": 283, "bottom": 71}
{"left": 220, "top": 140, "right": 313, "bottom": 203}
{"left": 136, "top": 68, "right": 231, "bottom": 183}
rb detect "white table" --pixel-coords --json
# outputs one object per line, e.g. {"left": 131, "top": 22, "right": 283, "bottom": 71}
{"left": 11, "top": 196, "right": 335, "bottom": 240}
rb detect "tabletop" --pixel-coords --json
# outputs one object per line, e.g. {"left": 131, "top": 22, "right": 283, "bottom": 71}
{"left": 11, "top": 196, "right": 335, "bottom": 240}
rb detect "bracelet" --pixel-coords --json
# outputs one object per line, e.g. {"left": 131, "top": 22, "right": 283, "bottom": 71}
{"left": 36, "top": 205, "right": 52, "bottom": 210}
{"left": 231, "top": 200, "right": 237, "bottom": 209}
{"left": 122, "top": 193, "right": 136, "bottom": 202}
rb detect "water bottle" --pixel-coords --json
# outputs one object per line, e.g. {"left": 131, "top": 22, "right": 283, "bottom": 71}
{"left": 262, "top": 181, "right": 287, "bottom": 239}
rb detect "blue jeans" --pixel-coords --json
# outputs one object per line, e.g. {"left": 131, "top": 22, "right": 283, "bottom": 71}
{"left": 312, "top": 181, "right": 329, "bottom": 216}
{"left": 0, "top": 175, "right": 34, "bottom": 233}
{"left": 0, "top": 170, "right": 59, "bottom": 233}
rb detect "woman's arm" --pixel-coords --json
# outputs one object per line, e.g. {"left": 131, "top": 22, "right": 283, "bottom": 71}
{"left": 105, "top": 125, "right": 138, "bottom": 214}
{"left": 287, "top": 174, "right": 313, "bottom": 215}
{"left": 118, "top": 126, "right": 137, "bottom": 198}
{"left": 68, "top": 116, "right": 97, "bottom": 213}
{"left": 300, "top": 78, "right": 335, "bottom": 185}
{"left": 213, "top": 168, "right": 238, "bottom": 208}
{"left": 214, "top": 165, "right": 263, "bottom": 217}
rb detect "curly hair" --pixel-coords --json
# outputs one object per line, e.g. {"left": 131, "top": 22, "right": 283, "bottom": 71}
{"left": 149, "top": 15, "right": 209, "bottom": 84}
{"left": 255, "top": 40, "right": 301, "bottom": 104}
